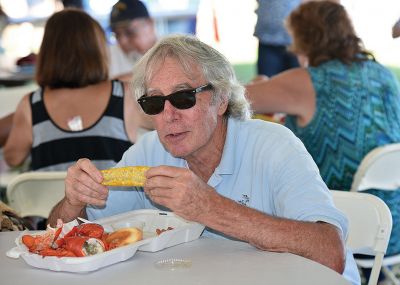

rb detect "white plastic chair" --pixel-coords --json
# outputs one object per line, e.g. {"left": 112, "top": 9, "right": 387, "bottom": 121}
{"left": 332, "top": 190, "right": 392, "bottom": 285}
{"left": 351, "top": 143, "right": 400, "bottom": 191}
{"left": 350, "top": 143, "right": 400, "bottom": 284}
{"left": 6, "top": 171, "right": 67, "bottom": 218}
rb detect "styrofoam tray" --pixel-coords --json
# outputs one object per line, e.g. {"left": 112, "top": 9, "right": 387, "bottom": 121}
{"left": 11, "top": 238, "right": 151, "bottom": 273}
{"left": 96, "top": 209, "right": 205, "bottom": 252}
{"left": 6, "top": 209, "right": 205, "bottom": 272}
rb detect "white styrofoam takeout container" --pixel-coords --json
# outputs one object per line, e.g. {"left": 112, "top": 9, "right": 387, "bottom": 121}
{"left": 96, "top": 209, "right": 205, "bottom": 252}
{"left": 7, "top": 209, "right": 205, "bottom": 272}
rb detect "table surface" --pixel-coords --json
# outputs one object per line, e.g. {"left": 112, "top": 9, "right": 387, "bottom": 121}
{"left": 0, "top": 232, "right": 349, "bottom": 285}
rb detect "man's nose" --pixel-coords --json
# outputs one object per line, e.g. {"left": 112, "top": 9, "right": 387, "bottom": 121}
{"left": 162, "top": 100, "right": 180, "bottom": 121}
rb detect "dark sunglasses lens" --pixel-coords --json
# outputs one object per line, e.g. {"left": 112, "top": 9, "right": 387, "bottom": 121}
{"left": 169, "top": 92, "right": 196, "bottom": 109}
{"left": 140, "top": 97, "right": 165, "bottom": 115}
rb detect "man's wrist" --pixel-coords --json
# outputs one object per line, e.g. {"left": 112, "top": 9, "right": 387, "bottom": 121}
{"left": 62, "top": 198, "right": 86, "bottom": 219}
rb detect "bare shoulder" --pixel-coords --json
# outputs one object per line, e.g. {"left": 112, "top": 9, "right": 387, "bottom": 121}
{"left": 3, "top": 92, "right": 33, "bottom": 166}
{"left": 15, "top": 93, "right": 33, "bottom": 119}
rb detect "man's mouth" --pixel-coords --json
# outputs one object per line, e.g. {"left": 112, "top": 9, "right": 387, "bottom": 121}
{"left": 165, "top": 131, "right": 188, "bottom": 142}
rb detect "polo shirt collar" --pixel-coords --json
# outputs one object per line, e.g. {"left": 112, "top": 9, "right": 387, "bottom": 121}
{"left": 213, "top": 117, "right": 237, "bottom": 175}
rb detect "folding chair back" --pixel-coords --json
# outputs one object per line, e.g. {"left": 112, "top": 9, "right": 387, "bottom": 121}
{"left": 350, "top": 143, "right": 400, "bottom": 284}
{"left": 351, "top": 143, "right": 400, "bottom": 191}
{"left": 6, "top": 171, "right": 67, "bottom": 218}
{"left": 332, "top": 190, "right": 392, "bottom": 285}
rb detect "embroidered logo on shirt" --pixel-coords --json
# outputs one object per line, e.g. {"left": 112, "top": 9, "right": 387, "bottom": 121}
{"left": 238, "top": 194, "right": 249, "bottom": 206}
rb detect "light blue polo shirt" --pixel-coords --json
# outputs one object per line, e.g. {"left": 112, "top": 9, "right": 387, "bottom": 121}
{"left": 87, "top": 118, "right": 360, "bottom": 285}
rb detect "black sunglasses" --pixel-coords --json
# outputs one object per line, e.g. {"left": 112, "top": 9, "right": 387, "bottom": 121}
{"left": 137, "top": 83, "right": 213, "bottom": 115}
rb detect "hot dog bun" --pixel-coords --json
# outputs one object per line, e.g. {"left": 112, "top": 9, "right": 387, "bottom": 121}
{"left": 106, "top": 227, "right": 143, "bottom": 249}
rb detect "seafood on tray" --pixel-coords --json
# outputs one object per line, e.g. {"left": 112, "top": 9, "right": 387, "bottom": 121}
{"left": 21, "top": 220, "right": 143, "bottom": 258}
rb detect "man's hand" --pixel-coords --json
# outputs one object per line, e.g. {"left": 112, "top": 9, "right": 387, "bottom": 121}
{"left": 48, "top": 158, "right": 109, "bottom": 226}
{"left": 65, "top": 158, "right": 109, "bottom": 208}
{"left": 143, "top": 165, "right": 215, "bottom": 221}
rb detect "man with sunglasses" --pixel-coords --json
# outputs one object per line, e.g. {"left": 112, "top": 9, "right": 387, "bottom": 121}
{"left": 48, "top": 35, "right": 359, "bottom": 285}
{"left": 108, "top": 0, "right": 157, "bottom": 80}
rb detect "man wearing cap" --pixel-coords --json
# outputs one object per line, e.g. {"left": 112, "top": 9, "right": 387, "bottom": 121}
{"left": 108, "top": 0, "right": 158, "bottom": 80}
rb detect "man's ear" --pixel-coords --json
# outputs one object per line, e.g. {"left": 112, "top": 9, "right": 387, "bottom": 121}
{"left": 217, "top": 96, "right": 229, "bottom": 116}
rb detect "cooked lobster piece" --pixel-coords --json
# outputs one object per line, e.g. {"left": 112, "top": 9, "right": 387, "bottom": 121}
{"left": 64, "top": 236, "right": 105, "bottom": 257}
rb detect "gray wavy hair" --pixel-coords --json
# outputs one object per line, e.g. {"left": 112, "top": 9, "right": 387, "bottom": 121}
{"left": 130, "top": 34, "right": 252, "bottom": 120}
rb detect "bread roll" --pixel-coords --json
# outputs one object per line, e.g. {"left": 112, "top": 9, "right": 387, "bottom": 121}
{"left": 106, "top": 227, "right": 143, "bottom": 249}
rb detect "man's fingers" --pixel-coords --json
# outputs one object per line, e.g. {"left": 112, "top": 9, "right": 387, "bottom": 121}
{"left": 145, "top": 186, "right": 174, "bottom": 199}
{"left": 75, "top": 177, "right": 108, "bottom": 199}
{"left": 144, "top": 174, "right": 177, "bottom": 190}
{"left": 145, "top": 165, "right": 184, "bottom": 179}
{"left": 65, "top": 159, "right": 108, "bottom": 207}
{"left": 66, "top": 176, "right": 108, "bottom": 206}
{"left": 76, "top": 158, "right": 103, "bottom": 183}
{"left": 75, "top": 191, "right": 107, "bottom": 206}
{"left": 66, "top": 168, "right": 107, "bottom": 195}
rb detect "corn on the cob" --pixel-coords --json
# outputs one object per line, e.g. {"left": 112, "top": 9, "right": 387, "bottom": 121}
{"left": 101, "top": 166, "right": 150, "bottom": 187}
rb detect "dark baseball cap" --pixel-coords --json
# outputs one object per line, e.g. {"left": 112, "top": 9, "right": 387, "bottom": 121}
{"left": 110, "top": 0, "right": 150, "bottom": 28}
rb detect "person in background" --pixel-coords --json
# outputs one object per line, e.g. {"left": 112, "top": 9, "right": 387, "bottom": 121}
{"left": 48, "top": 34, "right": 360, "bottom": 285}
{"left": 254, "top": 0, "right": 300, "bottom": 78}
{"left": 0, "top": 4, "right": 8, "bottom": 56}
{"left": 392, "top": 17, "right": 400, "bottom": 39}
{"left": 61, "top": 0, "right": 84, "bottom": 9}
{"left": 0, "top": 4, "right": 7, "bottom": 37}
{"left": 3, "top": 8, "right": 152, "bottom": 172}
{"left": 108, "top": 0, "right": 157, "bottom": 80}
{"left": 246, "top": 0, "right": 400, "bottom": 261}
{"left": 253, "top": 0, "right": 341, "bottom": 79}
{"left": 0, "top": 201, "right": 30, "bottom": 231}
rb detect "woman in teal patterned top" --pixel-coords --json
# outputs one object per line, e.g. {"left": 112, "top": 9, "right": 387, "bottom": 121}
{"left": 247, "top": 1, "right": 400, "bottom": 256}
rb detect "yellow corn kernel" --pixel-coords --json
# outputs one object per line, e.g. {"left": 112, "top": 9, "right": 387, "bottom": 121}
{"left": 101, "top": 166, "right": 150, "bottom": 187}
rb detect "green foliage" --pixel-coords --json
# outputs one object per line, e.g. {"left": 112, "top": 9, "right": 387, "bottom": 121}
{"left": 233, "top": 63, "right": 256, "bottom": 84}
{"left": 387, "top": 66, "right": 400, "bottom": 82}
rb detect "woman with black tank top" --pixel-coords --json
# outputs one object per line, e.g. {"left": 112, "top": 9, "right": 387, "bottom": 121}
{"left": 4, "top": 9, "right": 152, "bottom": 171}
